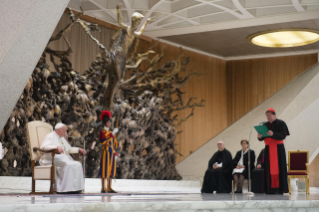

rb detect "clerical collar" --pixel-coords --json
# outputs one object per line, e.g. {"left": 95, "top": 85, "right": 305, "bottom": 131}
{"left": 104, "top": 127, "right": 109, "bottom": 131}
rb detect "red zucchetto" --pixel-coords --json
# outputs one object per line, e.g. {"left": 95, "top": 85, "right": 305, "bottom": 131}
{"left": 266, "top": 108, "right": 276, "bottom": 114}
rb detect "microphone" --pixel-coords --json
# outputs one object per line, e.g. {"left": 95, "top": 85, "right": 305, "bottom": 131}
{"left": 259, "top": 121, "right": 266, "bottom": 125}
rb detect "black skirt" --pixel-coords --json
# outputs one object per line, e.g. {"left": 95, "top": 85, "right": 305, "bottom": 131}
{"left": 264, "top": 144, "right": 288, "bottom": 193}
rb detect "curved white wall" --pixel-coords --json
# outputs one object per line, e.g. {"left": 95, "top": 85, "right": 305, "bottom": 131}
{"left": 0, "top": 0, "right": 70, "bottom": 132}
{"left": 177, "top": 62, "right": 319, "bottom": 180}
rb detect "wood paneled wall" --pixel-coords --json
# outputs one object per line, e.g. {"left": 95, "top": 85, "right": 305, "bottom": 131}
{"left": 48, "top": 13, "right": 116, "bottom": 74}
{"left": 50, "top": 13, "right": 318, "bottom": 164}
{"left": 136, "top": 40, "right": 228, "bottom": 164}
{"left": 310, "top": 153, "right": 319, "bottom": 187}
{"left": 226, "top": 54, "right": 318, "bottom": 125}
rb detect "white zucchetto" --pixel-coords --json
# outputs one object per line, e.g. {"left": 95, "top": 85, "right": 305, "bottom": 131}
{"left": 55, "top": 123, "right": 65, "bottom": 130}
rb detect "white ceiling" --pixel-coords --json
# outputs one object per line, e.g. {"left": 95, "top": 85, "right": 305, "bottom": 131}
{"left": 68, "top": 0, "right": 319, "bottom": 59}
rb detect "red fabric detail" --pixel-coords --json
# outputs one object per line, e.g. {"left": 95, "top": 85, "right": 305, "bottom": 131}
{"left": 114, "top": 152, "right": 118, "bottom": 156}
{"left": 287, "top": 172, "right": 307, "bottom": 175}
{"left": 266, "top": 108, "right": 275, "bottom": 113}
{"left": 99, "top": 131, "right": 105, "bottom": 140}
{"left": 264, "top": 138, "right": 284, "bottom": 188}
{"left": 290, "top": 153, "right": 307, "bottom": 170}
{"left": 109, "top": 133, "right": 114, "bottom": 138}
{"left": 100, "top": 110, "right": 111, "bottom": 121}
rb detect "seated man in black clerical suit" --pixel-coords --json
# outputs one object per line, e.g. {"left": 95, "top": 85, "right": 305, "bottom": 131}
{"left": 201, "top": 141, "right": 233, "bottom": 193}
{"left": 251, "top": 148, "right": 265, "bottom": 193}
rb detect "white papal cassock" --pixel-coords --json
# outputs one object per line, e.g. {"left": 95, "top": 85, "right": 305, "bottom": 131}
{"left": 40, "top": 131, "right": 84, "bottom": 192}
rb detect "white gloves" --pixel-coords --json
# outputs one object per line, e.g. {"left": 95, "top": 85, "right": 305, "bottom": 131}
{"left": 112, "top": 128, "right": 119, "bottom": 134}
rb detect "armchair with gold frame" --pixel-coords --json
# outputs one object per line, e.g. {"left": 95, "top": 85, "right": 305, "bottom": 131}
{"left": 287, "top": 150, "right": 309, "bottom": 194}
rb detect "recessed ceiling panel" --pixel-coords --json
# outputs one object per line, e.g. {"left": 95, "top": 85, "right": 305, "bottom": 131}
{"left": 200, "top": 13, "right": 237, "bottom": 24}
{"left": 244, "top": 0, "right": 292, "bottom": 8}
{"left": 171, "top": 0, "right": 201, "bottom": 13}
{"left": 303, "top": 4, "right": 319, "bottom": 10}
{"left": 213, "top": 0, "right": 236, "bottom": 10}
{"left": 157, "top": 16, "right": 182, "bottom": 26}
{"left": 153, "top": 1, "right": 171, "bottom": 13}
{"left": 164, "top": 21, "right": 193, "bottom": 28}
{"left": 251, "top": 6, "right": 297, "bottom": 17}
{"left": 81, "top": 1, "right": 101, "bottom": 10}
{"left": 187, "top": 4, "right": 223, "bottom": 18}
{"left": 106, "top": 0, "right": 124, "bottom": 9}
{"left": 132, "top": 0, "right": 150, "bottom": 10}
{"left": 300, "top": 0, "right": 319, "bottom": 3}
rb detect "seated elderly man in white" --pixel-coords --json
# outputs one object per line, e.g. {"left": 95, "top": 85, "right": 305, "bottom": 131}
{"left": 40, "top": 123, "right": 86, "bottom": 194}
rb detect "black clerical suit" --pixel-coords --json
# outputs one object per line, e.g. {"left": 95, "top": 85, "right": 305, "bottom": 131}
{"left": 201, "top": 148, "right": 233, "bottom": 193}
{"left": 251, "top": 148, "right": 265, "bottom": 193}
{"left": 258, "top": 119, "right": 290, "bottom": 193}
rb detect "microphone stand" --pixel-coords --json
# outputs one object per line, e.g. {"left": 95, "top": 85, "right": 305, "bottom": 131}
{"left": 246, "top": 128, "right": 254, "bottom": 196}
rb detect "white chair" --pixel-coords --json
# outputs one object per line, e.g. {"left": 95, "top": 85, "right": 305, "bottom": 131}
{"left": 27, "top": 121, "right": 58, "bottom": 194}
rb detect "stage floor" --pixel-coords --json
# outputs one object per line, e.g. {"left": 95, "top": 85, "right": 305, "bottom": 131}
{"left": 1, "top": 191, "right": 319, "bottom": 212}
{"left": 1, "top": 177, "right": 319, "bottom": 212}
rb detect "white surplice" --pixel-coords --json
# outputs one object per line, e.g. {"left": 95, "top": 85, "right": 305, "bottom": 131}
{"left": 39, "top": 131, "right": 84, "bottom": 192}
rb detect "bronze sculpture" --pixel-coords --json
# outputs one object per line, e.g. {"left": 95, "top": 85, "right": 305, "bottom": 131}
{"left": 102, "top": 4, "right": 155, "bottom": 110}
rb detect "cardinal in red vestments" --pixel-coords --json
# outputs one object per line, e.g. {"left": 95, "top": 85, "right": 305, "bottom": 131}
{"left": 258, "top": 108, "right": 290, "bottom": 194}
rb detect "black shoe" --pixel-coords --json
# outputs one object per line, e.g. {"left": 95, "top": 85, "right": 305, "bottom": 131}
{"left": 107, "top": 190, "right": 117, "bottom": 193}
{"left": 101, "top": 190, "right": 107, "bottom": 193}
{"left": 66, "top": 190, "right": 82, "bottom": 194}
{"left": 73, "top": 190, "right": 82, "bottom": 194}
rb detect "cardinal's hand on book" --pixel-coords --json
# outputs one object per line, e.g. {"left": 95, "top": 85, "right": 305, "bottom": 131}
{"left": 266, "top": 130, "right": 273, "bottom": 136}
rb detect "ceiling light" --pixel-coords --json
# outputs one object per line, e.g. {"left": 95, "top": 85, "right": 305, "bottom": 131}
{"left": 247, "top": 29, "right": 319, "bottom": 48}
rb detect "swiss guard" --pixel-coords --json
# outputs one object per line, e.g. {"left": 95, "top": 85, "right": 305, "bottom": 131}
{"left": 98, "top": 110, "right": 118, "bottom": 193}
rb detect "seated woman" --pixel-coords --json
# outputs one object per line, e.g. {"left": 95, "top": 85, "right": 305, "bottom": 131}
{"left": 232, "top": 139, "right": 255, "bottom": 193}
{"left": 251, "top": 148, "right": 265, "bottom": 193}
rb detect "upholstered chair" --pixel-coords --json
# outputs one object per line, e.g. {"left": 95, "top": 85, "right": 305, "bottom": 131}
{"left": 287, "top": 150, "right": 309, "bottom": 194}
{"left": 27, "top": 121, "right": 58, "bottom": 194}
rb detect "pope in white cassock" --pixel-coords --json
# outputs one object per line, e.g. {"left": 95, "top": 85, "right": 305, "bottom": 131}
{"left": 40, "top": 123, "right": 87, "bottom": 193}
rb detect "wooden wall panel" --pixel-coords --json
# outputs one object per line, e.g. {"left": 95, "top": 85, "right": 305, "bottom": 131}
{"left": 309, "top": 153, "right": 319, "bottom": 187}
{"left": 136, "top": 39, "right": 228, "bottom": 163}
{"left": 47, "top": 13, "right": 116, "bottom": 74}
{"left": 226, "top": 54, "right": 318, "bottom": 125}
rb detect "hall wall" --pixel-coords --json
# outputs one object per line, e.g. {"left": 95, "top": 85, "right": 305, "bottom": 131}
{"left": 48, "top": 13, "right": 318, "bottom": 164}
{"left": 226, "top": 54, "right": 318, "bottom": 125}
{"left": 48, "top": 13, "right": 229, "bottom": 164}
{"left": 48, "top": 13, "right": 116, "bottom": 74}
